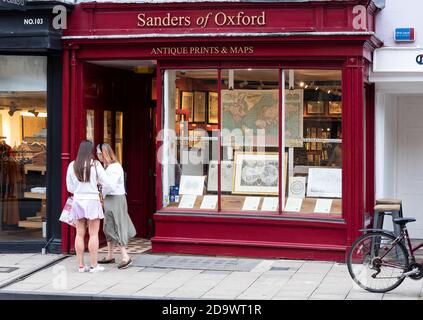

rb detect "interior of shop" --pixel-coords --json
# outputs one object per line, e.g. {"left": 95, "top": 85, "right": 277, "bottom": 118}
{"left": 0, "top": 56, "right": 47, "bottom": 241}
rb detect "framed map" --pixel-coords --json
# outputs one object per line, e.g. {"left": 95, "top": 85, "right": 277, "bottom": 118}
{"left": 233, "top": 152, "right": 279, "bottom": 195}
{"left": 285, "top": 89, "right": 304, "bottom": 147}
{"left": 221, "top": 89, "right": 279, "bottom": 147}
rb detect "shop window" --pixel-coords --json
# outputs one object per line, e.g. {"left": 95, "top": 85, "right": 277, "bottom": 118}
{"left": 283, "top": 70, "right": 342, "bottom": 217}
{"left": 0, "top": 55, "right": 47, "bottom": 240}
{"left": 161, "top": 70, "right": 218, "bottom": 210}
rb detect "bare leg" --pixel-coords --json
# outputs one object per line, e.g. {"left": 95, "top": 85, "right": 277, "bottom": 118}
{"left": 75, "top": 219, "right": 87, "bottom": 268}
{"left": 107, "top": 242, "right": 114, "bottom": 260}
{"left": 120, "top": 246, "right": 130, "bottom": 262}
{"left": 87, "top": 219, "right": 100, "bottom": 268}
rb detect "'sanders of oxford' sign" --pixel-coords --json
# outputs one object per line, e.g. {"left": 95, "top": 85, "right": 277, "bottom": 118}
{"left": 0, "top": 0, "right": 26, "bottom": 10}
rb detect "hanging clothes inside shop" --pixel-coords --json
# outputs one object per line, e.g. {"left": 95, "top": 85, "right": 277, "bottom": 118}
{"left": 0, "top": 140, "right": 24, "bottom": 227}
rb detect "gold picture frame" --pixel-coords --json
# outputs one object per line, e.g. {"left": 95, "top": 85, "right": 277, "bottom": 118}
{"left": 328, "top": 101, "right": 342, "bottom": 115}
{"left": 208, "top": 92, "right": 218, "bottom": 124}
{"left": 181, "top": 91, "right": 193, "bottom": 122}
{"left": 193, "top": 91, "right": 206, "bottom": 123}
{"left": 306, "top": 101, "right": 325, "bottom": 115}
{"left": 232, "top": 151, "right": 280, "bottom": 195}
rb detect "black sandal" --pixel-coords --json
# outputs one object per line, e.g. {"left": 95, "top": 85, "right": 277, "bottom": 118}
{"left": 98, "top": 257, "right": 116, "bottom": 264}
{"left": 118, "top": 258, "right": 133, "bottom": 269}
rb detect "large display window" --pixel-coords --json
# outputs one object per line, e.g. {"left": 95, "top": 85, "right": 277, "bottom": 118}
{"left": 161, "top": 67, "right": 342, "bottom": 218}
{"left": 0, "top": 55, "right": 48, "bottom": 240}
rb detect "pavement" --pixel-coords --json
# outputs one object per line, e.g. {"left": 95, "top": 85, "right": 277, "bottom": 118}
{"left": 0, "top": 252, "right": 423, "bottom": 300}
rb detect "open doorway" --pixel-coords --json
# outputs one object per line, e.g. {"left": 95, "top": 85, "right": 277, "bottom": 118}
{"left": 83, "top": 60, "right": 157, "bottom": 249}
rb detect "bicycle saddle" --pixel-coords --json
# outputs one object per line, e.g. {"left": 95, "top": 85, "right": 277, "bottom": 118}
{"left": 393, "top": 217, "right": 416, "bottom": 226}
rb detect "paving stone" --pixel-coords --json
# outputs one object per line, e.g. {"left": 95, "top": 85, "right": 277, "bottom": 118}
{"left": 309, "top": 293, "right": 347, "bottom": 300}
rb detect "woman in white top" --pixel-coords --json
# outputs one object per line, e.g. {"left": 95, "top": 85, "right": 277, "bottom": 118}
{"left": 66, "top": 140, "right": 112, "bottom": 273}
{"left": 96, "top": 143, "right": 136, "bottom": 269}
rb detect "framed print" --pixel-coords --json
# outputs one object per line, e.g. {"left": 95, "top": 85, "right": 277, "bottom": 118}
{"left": 175, "top": 88, "right": 180, "bottom": 121}
{"left": 306, "top": 101, "right": 325, "bottom": 115}
{"left": 233, "top": 152, "right": 279, "bottom": 195}
{"left": 179, "top": 175, "right": 206, "bottom": 196}
{"left": 207, "top": 160, "right": 233, "bottom": 192}
{"left": 288, "top": 176, "right": 306, "bottom": 199}
{"left": 285, "top": 89, "right": 304, "bottom": 147}
{"left": 86, "top": 110, "right": 95, "bottom": 142}
{"left": 328, "top": 101, "right": 342, "bottom": 115}
{"left": 208, "top": 92, "right": 218, "bottom": 124}
{"left": 181, "top": 91, "right": 193, "bottom": 122}
{"left": 103, "top": 110, "right": 112, "bottom": 145}
{"left": 193, "top": 91, "right": 206, "bottom": 123}
{"left": 306, "top": 167, "right": 342, "bottom": 198}
{"left": 175, "top": 88, "right": 180, "bottom": 110}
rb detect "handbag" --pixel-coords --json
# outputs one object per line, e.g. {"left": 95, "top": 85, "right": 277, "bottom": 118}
{"left": 59, "top": 197, "right": 75, "bottom": 227}
{"left": 94, "top": 162, "right": 105, "bottom": 210}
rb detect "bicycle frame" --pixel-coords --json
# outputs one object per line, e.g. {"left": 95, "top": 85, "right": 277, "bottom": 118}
{"left": 377, "top": 226, "right": 421, "bottom": 264}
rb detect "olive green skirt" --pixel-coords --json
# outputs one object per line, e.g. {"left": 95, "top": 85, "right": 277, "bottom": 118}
{"left": 103, "top": 195, "right": 136, "bottom": 246}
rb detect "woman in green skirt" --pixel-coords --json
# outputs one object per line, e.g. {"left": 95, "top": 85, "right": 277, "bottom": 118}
{"left": 96, "top": 143, "right": 136, "bottom": 269}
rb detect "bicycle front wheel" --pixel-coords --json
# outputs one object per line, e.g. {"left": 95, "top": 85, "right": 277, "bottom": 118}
{"left": 347, "top": 231, "right": 409, "bottom": 293}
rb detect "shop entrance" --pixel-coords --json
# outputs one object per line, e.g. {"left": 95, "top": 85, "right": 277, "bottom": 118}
{"left": 83, "top": 60, "right": 157, "bottom": 240}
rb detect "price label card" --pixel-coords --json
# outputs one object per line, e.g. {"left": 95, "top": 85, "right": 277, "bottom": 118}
{"left": 261, "top": 197, "right": 279, "bottom": 211}
{"left": 242, "top": 197, "right": 261, "bottom": 211}
{"left": 314, "top": 199, "right": 333, "bottom": 214}
{"left": 284, "top": 197, "right": 303, "bottom": 212}
{"left": 178, "top": 195, "right": 197, "bottom": 209}
{"left": 200, "top": 195, "right": 218, "bottom": 210}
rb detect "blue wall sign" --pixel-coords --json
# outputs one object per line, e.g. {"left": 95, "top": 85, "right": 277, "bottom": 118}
{"left": 417, "top": 55, "right": 423, "bottom": 65}
{"left": 395, "top": 28, "right": 415, "bottom": 42}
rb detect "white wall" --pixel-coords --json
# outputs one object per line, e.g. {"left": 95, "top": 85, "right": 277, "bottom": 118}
{"left": 375, "top": 93, "right": 397, "bottom": 199}
{"left": 376, "top": 0, "right": 423, "bottom": 47}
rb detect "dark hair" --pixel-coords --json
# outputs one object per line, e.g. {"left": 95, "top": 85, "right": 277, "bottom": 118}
{"left": 74, "top": 140, "right": 95, "bottom": 182}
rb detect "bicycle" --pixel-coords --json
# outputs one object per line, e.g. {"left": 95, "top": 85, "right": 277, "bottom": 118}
{"left": 347, "top": 217, "right": 423, "bottom": 293}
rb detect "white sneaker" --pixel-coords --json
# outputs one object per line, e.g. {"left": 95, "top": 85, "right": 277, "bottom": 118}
{"left": 89, "top": 265, "right": 105, "bottom": 273}
{"left": 78, "top": 266, "right": 90, "bottom": 273}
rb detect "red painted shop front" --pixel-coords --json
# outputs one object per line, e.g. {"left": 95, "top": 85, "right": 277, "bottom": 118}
{"left": 61, "top": 1, "right": 381, "bottom": 261}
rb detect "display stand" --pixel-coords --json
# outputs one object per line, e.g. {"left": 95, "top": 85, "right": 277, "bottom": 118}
{"left": 18, "top": 193, "right": 46, "bottom": 229}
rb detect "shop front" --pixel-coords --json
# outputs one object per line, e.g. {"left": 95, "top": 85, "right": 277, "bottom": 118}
{"left": 371, "top": 47, "right": 423, "bottom": 239}
{"left": 62, "top": 0, "right": 382, "bottom": 261}
{"left": 0, "top": 1, "right": 72, "bottom": 252}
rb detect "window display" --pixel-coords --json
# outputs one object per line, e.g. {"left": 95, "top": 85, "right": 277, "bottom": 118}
{"left": 0, "top": 55, "right": 48, "bottom": 240}
{"left": 220, "top": 69, "right": 280, "bottom": 213}
{"left": 161, "top": 67, "right": 342, "bottom": 218}
{"left": 162, "top": 70, "right": 218, "bottom": 211}
{"left": 284, "top": 69, "right": 342, "bottom": 216}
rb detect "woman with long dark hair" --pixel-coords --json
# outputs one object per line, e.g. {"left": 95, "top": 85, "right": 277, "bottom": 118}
{"left": 66, "top": 140, "right": 111, "bottom": 273}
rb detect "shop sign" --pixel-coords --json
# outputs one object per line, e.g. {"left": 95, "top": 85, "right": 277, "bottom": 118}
{"left": 150, "top": 46, "right": 255, "bottom": 56}
{"left": 395, "top": 28, "right": 415, "bottom": 42}
{"left": 0, "top": 0, "right": 26, "bottom": 10}
{"left": 138, "top": 11, "right": 266, "bottom": 29}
